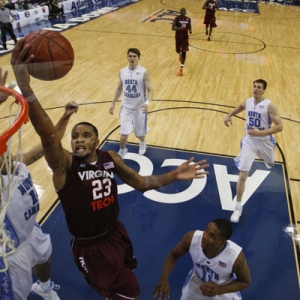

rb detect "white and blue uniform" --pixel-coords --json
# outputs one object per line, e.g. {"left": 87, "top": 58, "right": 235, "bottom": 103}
{"left": 119, "top": 66, "right": 148, "bottom": 137}
{"left": 234, "top": 97, "right": 276, "bottom": 171}
{"left": 181, "top": 230, "right": 242, "bottom": 300}
{"left": 0, "top": 163, "right": 52, "bottom": 300}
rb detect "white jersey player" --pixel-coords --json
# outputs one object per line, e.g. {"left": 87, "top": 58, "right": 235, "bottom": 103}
{"left": 1, "top": 162, "right": 55, "bottom": 300}
{"left": 153, "top": 219, "right": 251, "bottom": 300}
{"left": 224, "top": 79, "right": 283, "bottom": 223}
{"left": 109, "top": 48, "right": 153, "bottom": 158}
{"left": 0, "top": 83, "right": 78, "bottom": 299}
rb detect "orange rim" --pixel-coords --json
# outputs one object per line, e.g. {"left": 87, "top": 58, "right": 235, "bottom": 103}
{"left": 0, "top": 86, "right": 28, "bottom": 156}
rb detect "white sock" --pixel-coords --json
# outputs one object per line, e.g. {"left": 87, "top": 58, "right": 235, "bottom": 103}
{"left": 235, "top": 202, "right": 242, "bottom": 210}
{"left": 180, "top": 64, "right": 184, "bottom": 68}
{"left": 40, "top": 279, "right": 51, "bottom": 290}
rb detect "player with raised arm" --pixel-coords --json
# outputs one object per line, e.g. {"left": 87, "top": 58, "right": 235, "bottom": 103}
{"left": 11, "top": 40, "right": 209, "bottom": 300}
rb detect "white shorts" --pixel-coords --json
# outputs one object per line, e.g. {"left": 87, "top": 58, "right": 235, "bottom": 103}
{"left": 119, "top": 106, "right": 148, "bottom": 137}
{"left": 234, "top": 134, "right": 276, "bottom": 172}
{"left": 181, "top": 269, "right": 242, "bottom": 300}
{"left": 0, "top": 223, "right": 52, "bottom": 300}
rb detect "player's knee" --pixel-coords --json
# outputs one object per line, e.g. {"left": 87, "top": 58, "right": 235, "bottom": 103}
{"left": 239, "top": 171, "right": 249, "bottom": 183}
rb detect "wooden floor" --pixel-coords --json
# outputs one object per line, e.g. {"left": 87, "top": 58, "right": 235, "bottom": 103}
{"left": 0, "top": 0, "right": 300, "bottom": 268}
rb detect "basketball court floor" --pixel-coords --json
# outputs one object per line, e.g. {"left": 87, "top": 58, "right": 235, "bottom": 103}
{"left": 30, "top": 140, "right": 298, "bottom": 300}
{"left": 1, "top": 0, "right": 300, "bottom": 299}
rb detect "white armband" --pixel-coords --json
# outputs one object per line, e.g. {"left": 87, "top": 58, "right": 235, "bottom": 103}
{"left": 145, "top": 100, "right": 150, "bottom": 106}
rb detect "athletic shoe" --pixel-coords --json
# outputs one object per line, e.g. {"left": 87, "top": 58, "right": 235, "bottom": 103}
{"left": 264, "top": 162, "right": 273, "bottom": 169}
{"left": 230, "top": 207, "right": 243, "bottom": 223}
{"left": 31, "top": 280, "right": 60, "bottom": 300}
{"left": 139, "top": 142, "right": 146, "bottom": 155}
{"left": 179, "top": 68, "right": 183, "bottom": 76}
{"left": 179, "top": 54, "right": 182, "bottom": 62}
{"left": 118, "top": 148, "right": 128, "bottom": 159}
{"left": 208, "top": 36, "right": 211, "bottom": 41}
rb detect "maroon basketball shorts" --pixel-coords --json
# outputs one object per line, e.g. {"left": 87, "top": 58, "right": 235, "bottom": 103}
{"left": 71, "top": 221, "right": 140, "bottom": 298}
{"left": 176, "top": 36, "right": 189, "bottom": 53}
{"left": 204, "top": 15, "right": 217, "bottom": 28}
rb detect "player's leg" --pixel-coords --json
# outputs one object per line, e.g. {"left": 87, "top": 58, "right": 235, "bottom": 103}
{"left": 179, "top": 38, "right": 188, "bottom": 76}
{"left": 204, "top": 15, "right": 209, "bottom": 36}
{"left": 236, "top": 170, "right": 249, "bottom": 202}
{"left": 118, "top": 107, "right": 133, "bottom": 158}
{"left": 208, "top": 24, "right": 212, "bottom": 41}
{"left": 257, "top": 138, "right": 276, "bottom": 169}
{"left": 8, "top": 23, "right": 17, "bottom": 44}
{"left": 232, "top": 137, "right": 256, "bottom": 223}
{"left": 208, "top": 16, "right": 217, "bottom": 41}
{"left": 71, "top": 222, "right": 140, "bottom": 299}
{"left": 30, "top": 224, "right": 60, "bottom": 299}
{"left": 1, "top": 26, "right": 7, "bottom": 50}
{"left": 119, "top": 134, "right": 129, "bottom": 156}
{"left": 176, "top": 37, "right": 182, "bottom": 63}
{"left": 134, "top": 109, "right": 147, "bottom": 155}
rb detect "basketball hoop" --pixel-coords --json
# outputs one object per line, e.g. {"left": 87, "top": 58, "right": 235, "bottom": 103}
{"left": 0, "top": 86, "right": 28, "bottom": 272}
{"left": 0, "top": 86, "right": 28, "bottom": 156}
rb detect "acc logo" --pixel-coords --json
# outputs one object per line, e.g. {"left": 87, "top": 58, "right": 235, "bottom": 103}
{"left": 24, "top": 11, "right": 30, "bottom": 18}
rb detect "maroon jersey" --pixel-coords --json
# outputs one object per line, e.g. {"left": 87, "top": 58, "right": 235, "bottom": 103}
{"left": 205, "top": 0, "right": 217, "bottom": 16}
{"left": 174, "top": 15, "right": 191, "bottom": 38}
{"left": 57, "top": 150, "right": 119, "bottom": 238}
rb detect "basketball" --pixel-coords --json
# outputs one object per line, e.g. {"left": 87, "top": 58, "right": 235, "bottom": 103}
{"left": 22, "top": 30, "right": 74, "bottom": 81}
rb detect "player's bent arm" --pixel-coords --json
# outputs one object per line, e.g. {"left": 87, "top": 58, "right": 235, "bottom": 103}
{"left": 111, "top": 74, "right": 123, "bottom": 105}
{"left": 172, "top": 18, "right": 179, "bottom": 31}
{"left": 161, "top": 231, "right": 193, "bottom": 278}
{"left": 224, "top": 101, "right": 246, "bottom": 126}
{"left": 152, "top": 232, "right": 193, "bottom": 299}
{"left": 228, "top": 100, "right": 246, "bottom": 117}
{"left": 110, "top": 151, "right": 209, "bottom": 192}
{"left": 265, "top": 103, "right": 283, "bottom": 134}
{"left": 218, "top": 251, "right": 251, "bottom": 294}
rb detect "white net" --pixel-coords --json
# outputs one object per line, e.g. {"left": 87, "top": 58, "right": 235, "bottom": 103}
{"left": 0, "top": 90, "right": 25, "bottom": 272}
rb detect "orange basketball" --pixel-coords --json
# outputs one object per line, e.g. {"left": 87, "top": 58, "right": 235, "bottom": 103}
{"left": 23, "top": 30, "right": 74, "bottom": 81}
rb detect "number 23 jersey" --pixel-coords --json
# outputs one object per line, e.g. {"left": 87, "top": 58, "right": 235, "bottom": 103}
{"left": 57, "top": 150, "right": 119, "bottom": 238}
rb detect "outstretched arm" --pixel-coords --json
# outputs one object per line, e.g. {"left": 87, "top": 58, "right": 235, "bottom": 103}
{"left": 110, "top": 150, "right": 209, "bottom": 192}
{"left": 223, "top": 100, "right": 246, "bottom": 127}
{"left": 152, "top": 231, "right": 194, "bottom": 300}
{"left": 10, "top": 39, "right": 72, "bottom": 191}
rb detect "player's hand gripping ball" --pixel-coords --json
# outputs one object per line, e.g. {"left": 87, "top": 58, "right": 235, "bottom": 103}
{"left": 22, "top": 30, "right": 74, "bottom": 81}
